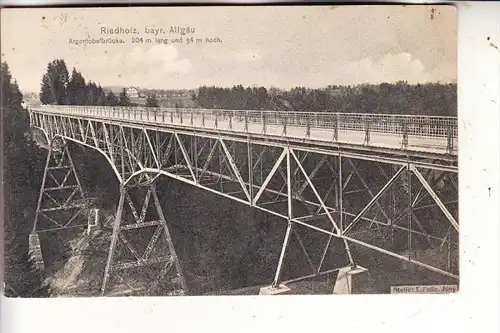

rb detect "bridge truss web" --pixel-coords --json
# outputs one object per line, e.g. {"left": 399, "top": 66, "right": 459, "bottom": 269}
{"left": 29, "top": 108, "right": 459, "bottom": 295}
{"left": 101, "top": 182, "right": 187, "bottom": 296}
{"left": 29, "top": 137, "right": 91, "bottom": 272}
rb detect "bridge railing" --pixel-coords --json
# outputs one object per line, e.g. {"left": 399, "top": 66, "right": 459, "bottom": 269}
{"left": 30, "top": 105, "right": 458, "bottom": 153}
{"left": 31, "top": 105, "right": 458, "bottom": 138}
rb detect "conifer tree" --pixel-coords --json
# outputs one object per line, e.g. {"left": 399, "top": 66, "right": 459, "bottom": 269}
{"left": 119, "top": 88, "right": 131, "bottom": 106}
{"left": 97, "top": 85, "right": 106, "bottom": 105}
{"left": 105, "top": 91, "right": 119, "bottom": 106}
{"left": 39, "top": 59, "right": 69, "bottom": 105}
{"left": 39, "top": 72, "right": 55, "bottom": 105}
{"left": 2, "top": 61, "right": 48, "bottom": 297}
{"left": 145, "top": 93, "right": 159, "bottom": 107}
{"left": 67, "top": 69, "right": 87, "bottom": 105}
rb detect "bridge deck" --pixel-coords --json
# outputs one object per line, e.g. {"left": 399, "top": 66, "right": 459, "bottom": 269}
{"left": 30, "top": 105, "right": 458, "bottom": 156}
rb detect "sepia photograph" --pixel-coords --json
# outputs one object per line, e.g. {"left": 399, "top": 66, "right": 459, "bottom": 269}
{"left": 1, "top": 5, "right": 459, "bottom": 297}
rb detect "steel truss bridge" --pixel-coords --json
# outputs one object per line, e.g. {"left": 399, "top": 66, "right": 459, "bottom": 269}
{"left": 28, "top": 105, "right": 459, "bottom": 296}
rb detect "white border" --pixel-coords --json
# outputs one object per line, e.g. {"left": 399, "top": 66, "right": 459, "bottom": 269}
{"left": 1, "top": 2, "right": 500, "bottom": 333}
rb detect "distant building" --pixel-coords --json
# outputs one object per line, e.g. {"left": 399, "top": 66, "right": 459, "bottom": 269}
{"left": 126, "top": 86, "right": 140, "bottom": 98}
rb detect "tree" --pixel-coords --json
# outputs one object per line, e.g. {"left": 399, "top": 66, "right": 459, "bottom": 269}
{"left": 118, "top": 88, "right": 131, "bottom": 106}
{"left": 145, "top": 93, "right": 159, "bottom": 107}
{"left": 2, "top": 62, "right": 25, "bottom": 142}
{"left": 53, "top": 59, "right": 70, "bottom": 104}
{"left": 105, "top": 91, "right": 119, "bottom": 106}
{"left": 54, "top": 66, "right": 108, "bottom": 106}
{"left": 39, "top": 59, "right": 69, "bottom": 105}
{"left": 2, "top": 61, "right": 47, "bottom": 297}
{"left": 67, "top": 69, "right": 87, "bottom": 105}
{"left": 96, "top": 85, "right": 106, "bottom": 105}
{"left": 39, "top": 72, "right": 55, "bottom": 105}
{"left": 86, "top": 81, "right": 99, "bottom": 105}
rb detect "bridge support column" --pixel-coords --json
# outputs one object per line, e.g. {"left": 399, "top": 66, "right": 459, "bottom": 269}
{"left": 258, "top": 221, "right": 294, "bottom": 295}
{"left": 332, "top": 265, "right": 367, "bottom": 294}
{"left": 30, "top": 137, "right": 90, "bottom": 272}
{"left": 100, "top": 180, "right": 187, "bottom": 296}
{"left": 259, "top": 222, "right": 359, "bottom": 296}
{"left": 259, "top": 150, "right": 359, "bottom": 295}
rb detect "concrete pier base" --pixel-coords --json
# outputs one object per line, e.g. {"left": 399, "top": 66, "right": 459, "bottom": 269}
{"left": 28, "top": 233, "right": 45, "bottom": 271}
{"left": 258, "top": 284, "right": 291, "bottom": 295}
{"left": 86, "top": 208, "right": 101, "bottom": 234}
{"left": 333, "top": 265, "right": 367, "bottom": 294}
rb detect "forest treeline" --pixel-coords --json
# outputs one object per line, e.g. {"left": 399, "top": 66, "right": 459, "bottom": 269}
{"left": 39, "top": 59, "right": 160, "bottom": 108}
{"left": 195, "top": 83, "right": 457, "bottom": 117}
{"left": 40, "top": 59, "right": 132, "bottom": 106}
{"left": 39, "top": 59, "right": 456, "bottom": 117}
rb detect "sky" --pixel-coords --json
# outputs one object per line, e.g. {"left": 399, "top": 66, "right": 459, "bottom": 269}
{"left": 1, "top": 6, "right": 457, "bottom": 93}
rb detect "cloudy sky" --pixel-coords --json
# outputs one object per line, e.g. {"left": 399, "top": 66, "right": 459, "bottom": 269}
{"left": 1, "top": 6, "right": 456, "bottom": 93}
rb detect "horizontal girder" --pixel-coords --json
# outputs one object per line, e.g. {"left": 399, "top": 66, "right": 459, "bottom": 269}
{"left": 30, "top": 106, "right": 458, "bottom": 159}
{"left": 31, "top": 110, "right": 458, "bottom": 168}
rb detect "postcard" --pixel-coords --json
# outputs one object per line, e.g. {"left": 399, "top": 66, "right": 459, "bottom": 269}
{"left": 1, "top": 5, "right": 458, "bottom": 298}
